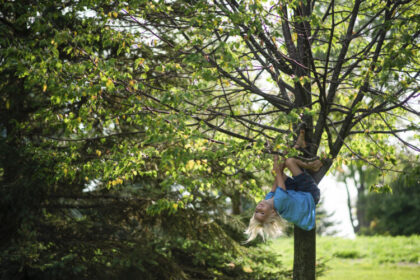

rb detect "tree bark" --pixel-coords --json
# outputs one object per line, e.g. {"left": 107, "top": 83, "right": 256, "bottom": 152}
{"left": 293, "top": 227, "right": 316, "bottom": 280}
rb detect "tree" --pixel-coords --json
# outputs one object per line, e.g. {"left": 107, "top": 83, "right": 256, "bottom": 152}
{"left": 1, "top": 0, "right": 419, "bottom": 279}
{"left": 115, "top": 1, "right": 418, "bottom": 279}
{"left": 335, "top": 161, "right": 380, "bottom": 234}
{"left": 362, "top": 161, "right": 420, "bottom": 236}
{"left": 1, "top": 1, "right": 288, "bottom": 279}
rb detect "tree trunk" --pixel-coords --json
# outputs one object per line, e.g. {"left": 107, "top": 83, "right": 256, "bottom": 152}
{"left": 292, "top": 164, "right": 330, "bottom": 279}
{"left": 356, "top": 183, "right": 369, "bottom": 230}
{"left": 345, "top": 182, "right": 360, "bottom": 233}
{"left": 293, "top": 227, "right": 316, "bottom": 280}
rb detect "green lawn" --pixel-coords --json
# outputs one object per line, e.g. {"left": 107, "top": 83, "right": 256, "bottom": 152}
{"left": 266, "top": 235, "right": 420, "bottom": 280}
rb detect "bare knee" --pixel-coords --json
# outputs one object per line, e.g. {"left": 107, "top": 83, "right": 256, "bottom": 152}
{"left": 284, "top": 157, "right": 303, "bottom": 176}
{"left": 284, "top": 157, "right": 296, "bottom": 168}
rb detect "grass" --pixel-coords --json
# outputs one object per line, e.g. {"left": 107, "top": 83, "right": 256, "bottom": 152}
{"left": 265, "top": 235, "right": 420, "bottom": 280}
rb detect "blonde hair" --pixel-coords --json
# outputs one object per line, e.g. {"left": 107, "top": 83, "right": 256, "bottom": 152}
{"left": 244, "top": 212, "right": 285, "bottom": 243}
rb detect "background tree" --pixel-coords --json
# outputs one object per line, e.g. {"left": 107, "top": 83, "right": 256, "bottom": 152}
{"left": 362, "top": 160, "right": 420, "bottom": 236}
{"left": 1, "top": 0, "right": 419, "bottom": 280}
{"left": 335, "top": 161, "right": 380, "bottom": 234}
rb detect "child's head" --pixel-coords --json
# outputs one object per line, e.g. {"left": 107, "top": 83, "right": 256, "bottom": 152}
{"left": 244, "top": 200, "right": 284, "bottom": 242}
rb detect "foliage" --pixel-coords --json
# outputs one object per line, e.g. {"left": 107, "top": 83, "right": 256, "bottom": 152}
{"left": 0, "top": 179, "right": 289, "bottom": 279}
{"left": 361, "top": 162, "right": 420, "bottom": 236}
{"left": 0, "top": 138, "right": 286, "bottom": 279}
{"left": 109, "top": 0, "right": 420, "bottom": 177}
{"left": 334, "top": 160, "right": 381, "bottom": 233}
{"left": 0, "top": 1, "right": 285, "bottom": 279}
{"left": 334, "top": 157, "right": 419, "bottom": 236}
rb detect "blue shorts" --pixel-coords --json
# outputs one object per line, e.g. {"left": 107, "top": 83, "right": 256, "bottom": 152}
{"left": 285, "top": 170, "right": 320, "bottom": 205}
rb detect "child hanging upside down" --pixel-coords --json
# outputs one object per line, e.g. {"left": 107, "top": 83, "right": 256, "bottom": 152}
{"left": 245, "top": 131, "right": 323, "bottom": 242}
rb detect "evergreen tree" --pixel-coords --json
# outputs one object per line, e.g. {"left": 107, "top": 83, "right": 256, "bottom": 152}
{"left": 0, "top": 1, "right": 287, "bottom": 279}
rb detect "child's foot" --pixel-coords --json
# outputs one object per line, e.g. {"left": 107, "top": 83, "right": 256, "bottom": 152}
{"left": 293, "top": 129, "right": 307, "bottom": 149}
{"left": 306, "top": 159, "right": 323, "bottom": 172}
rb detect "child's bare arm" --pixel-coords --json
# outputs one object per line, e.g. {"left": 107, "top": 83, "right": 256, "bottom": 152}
{"left": 272, "top": 155, "right": 286, "bottom": 191}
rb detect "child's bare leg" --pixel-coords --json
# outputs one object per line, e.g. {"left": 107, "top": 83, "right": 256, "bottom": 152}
{"left": 284, "top": 158, "right": 303, "bottom": 177}
{"left": 285, "top": 157, "right": 323, "bottom": 177}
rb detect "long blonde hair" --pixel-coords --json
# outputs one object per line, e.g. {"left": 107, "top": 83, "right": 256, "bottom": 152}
{"left": 244, "top": 212, "right": 285, "bottom": 243}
